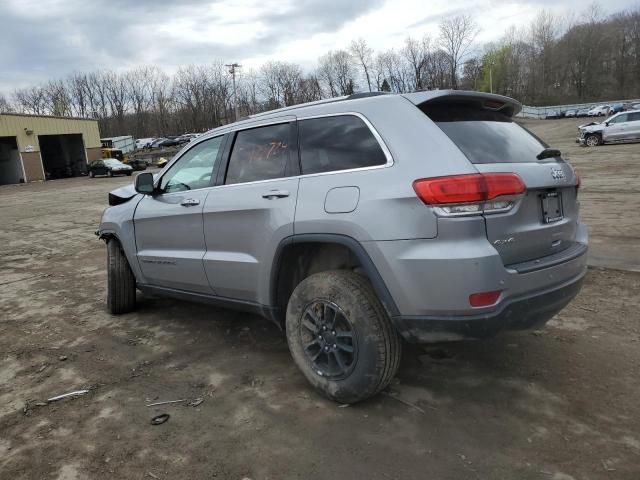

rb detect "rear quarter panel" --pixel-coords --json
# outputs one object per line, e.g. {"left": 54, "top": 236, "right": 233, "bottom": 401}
{"left": 293, "top": 96, "right": 478, "bottom": 241}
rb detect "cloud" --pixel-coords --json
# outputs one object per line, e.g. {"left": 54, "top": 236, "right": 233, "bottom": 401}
{"left": 0, "top": 0, "right": 384, "bottom": 91}
{"left": 0, "top": 0, "right": 638, "bottom": 92}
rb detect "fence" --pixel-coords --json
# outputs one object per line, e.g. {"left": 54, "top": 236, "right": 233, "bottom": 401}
{"left": 517, "top": 99, "right": 640, "bottom": 119}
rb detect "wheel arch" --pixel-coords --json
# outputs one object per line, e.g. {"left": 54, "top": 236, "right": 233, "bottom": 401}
{"left": 269, "top": 234, "right": 400, "bottom": 326}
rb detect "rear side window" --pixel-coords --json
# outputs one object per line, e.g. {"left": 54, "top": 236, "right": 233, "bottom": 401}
{"left": 298, "top": 115, "right": 387, "bottom": 174}
{"left": 225, "top": 123, "right": 292, "bottom": 184}
{"left": 628, "top": 112, "right": 640, "bottom": 122}
{"left": 421, "top": 103, "right": 549, "bottom": 164}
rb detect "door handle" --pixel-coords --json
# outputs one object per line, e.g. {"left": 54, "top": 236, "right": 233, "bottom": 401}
{"left": 262, "top": 189, "right": 290, "bottom": 199}
{"left": 180, "top": 198, "right": 200, "bottom": 207}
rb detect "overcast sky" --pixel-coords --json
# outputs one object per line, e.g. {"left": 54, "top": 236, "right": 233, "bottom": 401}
{"left": 1, "top": 0, "right": 638, "bottom": 92}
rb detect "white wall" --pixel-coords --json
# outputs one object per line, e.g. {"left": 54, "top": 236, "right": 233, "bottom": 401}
{"left": 0, "top": 141, "right": 24, "bottom": 185}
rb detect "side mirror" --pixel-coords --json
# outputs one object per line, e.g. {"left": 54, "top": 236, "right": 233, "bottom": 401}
{"left": 605, "top": 121, "right": 610, "bottom": 126}
{"left": 135, "top": 172, "right": 155, "bottom": 194}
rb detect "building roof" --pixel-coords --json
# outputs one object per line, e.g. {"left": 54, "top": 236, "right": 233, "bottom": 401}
{"left": 0, "top": 112, "right": 98, "bottom": 122}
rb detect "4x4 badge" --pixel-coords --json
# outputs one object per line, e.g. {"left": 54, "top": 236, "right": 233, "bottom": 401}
{"left": 551, "top": 168, "right": 565, "bottom": 180}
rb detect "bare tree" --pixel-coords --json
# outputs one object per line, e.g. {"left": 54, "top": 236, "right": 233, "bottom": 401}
{"left": 439, "top": 14, "right": 479, "bottom": 89}
{"left": 318, "top": 50, "right": 357, "bottom": 96}
{"left": 350, "top": 39, "right": 374, "bottom": 92}
{"left": 0, "top": 93, "right": 12, "bottom": 113}
{"left": 403, "top": 36, "right": 433, "bottom": 91}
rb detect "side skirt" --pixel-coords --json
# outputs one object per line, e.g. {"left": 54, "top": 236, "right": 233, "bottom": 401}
{"left": 137, "top": 284, "right": 282, "bottom": 328}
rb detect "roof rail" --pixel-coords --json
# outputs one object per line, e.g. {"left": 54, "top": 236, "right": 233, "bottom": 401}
{"left": 247, "top": 91, "right": 391, "bottom": 119}
{"left": 346, "top": 92, "right": 390, "bottom": 100}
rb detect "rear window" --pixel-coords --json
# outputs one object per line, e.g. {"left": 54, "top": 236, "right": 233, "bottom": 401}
{"left": 421, "top": 104, "right": 549, "bottom": 164}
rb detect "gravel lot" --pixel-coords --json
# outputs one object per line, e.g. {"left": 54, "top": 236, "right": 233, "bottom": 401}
{"left": 1, "top": 119, "right": 639, "bottom": 479}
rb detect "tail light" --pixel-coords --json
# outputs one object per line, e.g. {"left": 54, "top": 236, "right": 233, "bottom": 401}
{"left": 413, "top": 173, "right": 525, "bottom": 216}
{"left": 469, "top": 290, "right": 502, "bottom": 307}
{"left": 575, "top": 172, "right": 581, "bottom": 189}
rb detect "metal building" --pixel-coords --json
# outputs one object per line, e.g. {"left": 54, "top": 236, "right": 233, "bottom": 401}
{"left": 0, "top": 113, "right": 101, "bottom": 184}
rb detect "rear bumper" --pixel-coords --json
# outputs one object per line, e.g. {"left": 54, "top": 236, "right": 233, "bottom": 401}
{"left": 392, "top": 269, "right": 585, "bottom": 342}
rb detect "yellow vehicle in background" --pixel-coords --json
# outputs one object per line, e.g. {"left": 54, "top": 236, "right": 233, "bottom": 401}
{"left": 101, "top": 148, "right": 127, "bottom": 162}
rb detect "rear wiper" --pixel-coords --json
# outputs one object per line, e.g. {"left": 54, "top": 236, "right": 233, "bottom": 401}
{"left": 536, "top": 148, "right": 562, "bottom": 160}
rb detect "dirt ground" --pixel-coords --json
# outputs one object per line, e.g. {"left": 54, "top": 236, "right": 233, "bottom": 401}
{"left": 1, "top": 119, "right": 640, "bottom": 479}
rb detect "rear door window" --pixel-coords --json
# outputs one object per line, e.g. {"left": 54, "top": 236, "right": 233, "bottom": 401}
{"left": 421, "top": 104, "right": 549, "bottom": 164}
{"left": 625, "top": 112, "right": 640, "bottom": 122}
{"left": 298, "top": 115, "right": 387, "bottom": 174}
{"left": 225, "top": 123, "right": 292, "bottom": 184}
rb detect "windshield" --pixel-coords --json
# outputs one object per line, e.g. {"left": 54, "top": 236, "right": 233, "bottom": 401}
{"left": 104, "top": 159, "right": 124, "bottom": 167}
{"left": 420, "top": 103, "right": 550, "bottom": 164}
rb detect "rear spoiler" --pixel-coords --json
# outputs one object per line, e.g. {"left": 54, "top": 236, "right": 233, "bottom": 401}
{"left": 402, "top": 90, "right": 522, "bottom": 117}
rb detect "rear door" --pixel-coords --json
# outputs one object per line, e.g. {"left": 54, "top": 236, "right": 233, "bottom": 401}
{"left": 202, "top": 119, "right": 299, "bottom": 303}
{"left": 604, "top": 113, "right": 629, "bottom": 141}
{"left": 625, "top": 111, "right": 640, "bottom": 140}
{"left": 133, "top": 135, "right": 225, "bottom": 293}
{"left": 422, "top": 101, "right": 579, "bottom": 266}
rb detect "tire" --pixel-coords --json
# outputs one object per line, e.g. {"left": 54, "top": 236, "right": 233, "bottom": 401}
{"left": 585, "top": 134, "right": 601, "bottom": 147}
{"left": 286, "top": 270, "right": 401, "bottom": 404}
{"left": 126, "top": 171, "right": 132, "bottom": 176}
{"left": 89, "top": 171, "right": 95, "bottom": 178}
{"left": 107, "top": 239, "right": 136, "bottom": 314}
{"left": 107, "top": 170, "right": 113, "bottom": 177}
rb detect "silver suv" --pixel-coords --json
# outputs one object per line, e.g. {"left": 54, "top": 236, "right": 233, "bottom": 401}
{"left": 578, "top": 109, "right": 640, "bottom": 146}
{"left": 98, "top": 91, "right": 587, "bottom": 403}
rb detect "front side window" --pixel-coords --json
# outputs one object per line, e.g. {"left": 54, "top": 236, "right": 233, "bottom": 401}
{"left": 160, "top": 136, "right": 223, "bottom": 193}
{"left": 298, "top": 115, "right": 387, "bottom": 174}
{"left": 225, "top": 123, "right": 291, "bottom": 185}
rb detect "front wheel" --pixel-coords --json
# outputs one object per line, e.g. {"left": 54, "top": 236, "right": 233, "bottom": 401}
{"left": 286, "top": 270, "right": 401, "bottom": 404}
{"left": 585, "top": 134, "right": 601, "bottom": 147}
{"left": 107, "top": 240, "right": 136, "bottom": 314}
{"left": 107, "top": 170, "right": 113, "bottom": 177}
{"left": 89, "top": 171, "right": 95, "bottom": 178}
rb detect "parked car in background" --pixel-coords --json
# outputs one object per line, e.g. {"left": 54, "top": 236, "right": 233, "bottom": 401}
{"left": 149, "top": 138, "right": 168, "bottom": 148}
{"left": 576, "top": 108, "right": 591, "bottom": 117}
{"left": 88, "top": 159, "right": 133, "bottom": 177}
{"left": 135, "top": 138, "right": 156, "bottom": 150}
{"left": 157, "top": 137, "right": 186, "bottom": 147}
{"left": 578, "top": 110, "right": 640, "bottom": 146}
{"left": 587, "top": 105, "right": 609, "bottom": 116}
{"left": 98, "top": 90, "right": 587, "bottom": 403}
{"left": 126, "top": 158, "right": 148, "bottom": 171}
{"left": 545, "top": 110, "right": 562, "bottom": 119}
{"left": 565, "top": 109, "right": 578, "bottom": 118}
{"left": 608, "top": 103, "right": 624, "bottom": 115}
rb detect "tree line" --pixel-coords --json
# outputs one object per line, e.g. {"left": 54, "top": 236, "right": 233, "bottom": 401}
{"left": 1, "top": 4, "right": 638, "bottom": 138}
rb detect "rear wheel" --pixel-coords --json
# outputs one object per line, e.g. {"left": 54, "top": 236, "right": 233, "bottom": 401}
{"left": 286, "top": 270, "right": 401, "bottom": 404}
{"left": 89, "top": 171, "right": 95, "bottom": 178}
{"left": 585, "top": 134, "right": 601, "bottom": 147}
{"left": 107, "top": 240, "right": 136, "bottom": 314}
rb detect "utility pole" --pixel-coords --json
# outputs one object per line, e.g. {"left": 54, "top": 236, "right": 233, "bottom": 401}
{"left": 489, "top": 61, "right": 495, "bottom": 95}
{"left": 225, "top": 63, "right": 241, "bottom": 122}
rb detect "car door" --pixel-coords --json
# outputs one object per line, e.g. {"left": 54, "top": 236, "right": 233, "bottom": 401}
{"left": 202, "top": 118, "right": 299, "bottom": 304}
{"left": 604, "top": 113, "right": 629, "bottom": 141}
{"left": 626, "top": 112, "right": 640, "bottom": 140}
{"left": 92, "top": 160, "right": 105, "bottom": 175}
{"left": 133, "top": 135, "right": 226, "bottom": 294}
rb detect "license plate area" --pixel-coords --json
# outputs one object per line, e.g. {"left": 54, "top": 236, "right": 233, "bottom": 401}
{"left": 541, "top": 192, "right": 563, "bottom": 223}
